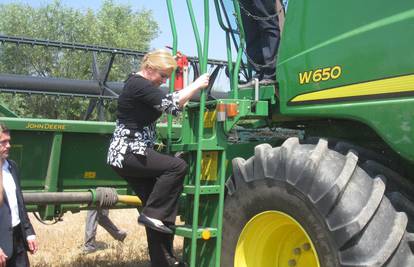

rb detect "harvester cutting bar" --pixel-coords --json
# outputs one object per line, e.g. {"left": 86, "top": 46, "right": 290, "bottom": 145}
{"left": 0, "top": 35, "right": 229, "bottom": 66}
{"left": 0, "top": 34, "right": 146, "bottom": 57}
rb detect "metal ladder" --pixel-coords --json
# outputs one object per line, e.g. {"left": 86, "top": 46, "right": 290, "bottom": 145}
{"left": 165, "top": 1, "right": 231, "bottom": 266}
{"left": 172, "top": 102, "right": 227, "bottom": 267}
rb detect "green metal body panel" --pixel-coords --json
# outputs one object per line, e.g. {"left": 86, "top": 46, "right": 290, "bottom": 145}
{"left": 277, "top": 0, "right": 414, "bottom": 161}
{"left": 4, "top": 117, "right": 182, "bottom": 189}
{"left": 4, "top": 118, "right": 117, "bottom": 189}
{"left": 1, "top": 117, "right": 181, "bottom": 218}
{"left": 171, "top": 1, "right": 414, "bottom": 264}
{"left": 2, "top": 117, "right": 122, "bottom": 218}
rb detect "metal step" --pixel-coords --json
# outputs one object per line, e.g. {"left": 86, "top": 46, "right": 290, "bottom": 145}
{"left": 174, "top": 225, "right": 218, "bottom": 239}
{"left": 183, "top": 185, "right": 221, "bottom": 195}
{"left": 171, "top": 143, "right": 224, "bottom": 151}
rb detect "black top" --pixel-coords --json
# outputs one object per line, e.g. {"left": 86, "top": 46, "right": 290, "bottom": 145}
{"left": 117, "top": 75, "right": 166, "bottom": 128}
{"left": 107, "top": 74, "right": 180, "bottom": 168}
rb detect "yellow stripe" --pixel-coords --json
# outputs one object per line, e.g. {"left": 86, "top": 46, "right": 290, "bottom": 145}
{"left": 291, "top": 74, "right": 414, "bottom": 102}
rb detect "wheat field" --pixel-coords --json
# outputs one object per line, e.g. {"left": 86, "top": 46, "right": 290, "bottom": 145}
{"left": 28, "top": 209, "right": 183, "bottom": 267}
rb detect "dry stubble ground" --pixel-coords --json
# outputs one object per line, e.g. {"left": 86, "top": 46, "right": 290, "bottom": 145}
{"left": 28, "top": 209, "right": 183, "bottom": 267}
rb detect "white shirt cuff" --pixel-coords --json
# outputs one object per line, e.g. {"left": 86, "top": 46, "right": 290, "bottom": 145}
{"left": 26, "top": 235, "right": 36, "bottom": 241}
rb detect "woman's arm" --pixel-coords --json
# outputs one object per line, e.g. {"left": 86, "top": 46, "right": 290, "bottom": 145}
{"left": 152, "top": 73, "right": 210, "bottom": 115}
{"left": 177, "top": 73, "right": 210, "bottom": 108}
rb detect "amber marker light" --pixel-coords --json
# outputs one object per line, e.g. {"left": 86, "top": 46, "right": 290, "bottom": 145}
{"left": 226, "top": 103, "right": 239, "bottom": 118}
{"left": 202, "top": 229, "right": 211, "bottom": 240}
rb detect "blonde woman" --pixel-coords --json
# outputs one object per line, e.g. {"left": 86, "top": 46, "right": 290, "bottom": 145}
{"left": 107, "top": 49, "right": 209, "bottom": 267}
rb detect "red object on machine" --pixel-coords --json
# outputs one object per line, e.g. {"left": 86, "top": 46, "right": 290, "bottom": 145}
{"left": 174, "top": 52, "right": 188, "bottom": 91}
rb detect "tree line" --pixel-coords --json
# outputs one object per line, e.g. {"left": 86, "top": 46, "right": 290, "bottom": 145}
{"left": 0, "top": 0, "right": 159, "bottom": 120}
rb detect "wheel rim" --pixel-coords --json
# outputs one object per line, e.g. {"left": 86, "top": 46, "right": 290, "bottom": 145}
{"left": 235, "top": 211, "right": 320, "bottom": 267}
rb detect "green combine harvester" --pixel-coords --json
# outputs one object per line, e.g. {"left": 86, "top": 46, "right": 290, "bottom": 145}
{"left": 0, "top": 0, "right": 413, "bottom": 266}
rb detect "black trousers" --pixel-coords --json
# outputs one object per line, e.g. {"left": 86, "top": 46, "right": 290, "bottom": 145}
{"left": 240, "top": 0, "right": 280, "bottom": 79}
{"left": 113, "top": 148, "right": 188, "bottom": 267}
{"left": 7, "top": 226, "right": 29, "bottom": 267}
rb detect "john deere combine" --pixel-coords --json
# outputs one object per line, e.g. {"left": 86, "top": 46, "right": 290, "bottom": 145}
{"left": 0, "top": 0, "right": 413, "bottom": 266}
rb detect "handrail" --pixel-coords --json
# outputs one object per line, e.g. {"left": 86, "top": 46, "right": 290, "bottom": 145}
{"left": 166, "top": 0, "right": 178, "bottom": 154}
{"left": 166, "top": 0, "right": 178, "bottom": 78}
{"left": 185, "top": 1, "right": 209, "bottom": 266}
{"left": 186, "top": 0, "right": 204, "bottom": 70}
{"left": 231, "top": 0, "right": 247, "bottom": 99}
{"left": 202, "top": 0, "right": 210, "bottom": 73}
{"left": 225, "top": 33, "right": 235, "bottom": 90}
{"left": 214, "top": 0, "right": 249, "bottom": 93}
{"left": 214, "top": 0, "right": 235, "bottom": 91}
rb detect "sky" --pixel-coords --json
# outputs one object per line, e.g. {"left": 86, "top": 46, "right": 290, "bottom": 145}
{"left": 0, "top": 0, "right": 228, "bottom": 60}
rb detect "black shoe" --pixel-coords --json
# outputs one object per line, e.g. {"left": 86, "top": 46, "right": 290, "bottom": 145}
{"left": 259, "top": 78, "right": 276, "bottom": 85}
{"left": 116, "top": 230, "right": 127, "bottom": 242}
{"left": 82, "top": 246, "right": 97, "bottom": 254}
{"left": 174, "top": 151, "right": 187, "bottom": 159}
{"left": 238, "top": 80, "right": 253, "bottom": 89}
{"left": 170, "top": 261, "right": 188, "bottom": 267}
{"left": 138, "top": 214, "right": 173, "bottom": 234}
{"left": 238, "top": 79, "right": 260, "bottom": 89}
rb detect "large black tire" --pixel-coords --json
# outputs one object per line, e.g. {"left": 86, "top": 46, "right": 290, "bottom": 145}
{"left": 222, "top": 138, "right": 414, "bottom": 267}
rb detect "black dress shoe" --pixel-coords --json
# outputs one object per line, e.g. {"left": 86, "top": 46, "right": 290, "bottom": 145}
{"left": 82, "top": 246, "right": 97, "bottom": 254}
{"left": 138, "top": 214, "right": 173, "bottom": 234}
{"left": 170, "top": 261, "right": 188, "bottom": 267}
{"left": 238, "top": 80, "right": 254, "bottom": 89}
{"left": 259, "top": 78, "right": 276, "bottom": 85}
{"left": 116, "top": 230, "right": 127, "bottom": 242}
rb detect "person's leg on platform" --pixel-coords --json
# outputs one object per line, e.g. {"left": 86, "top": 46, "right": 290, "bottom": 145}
{"left": 253, "top": 0, "right": 280, "bottom": 83}
{"left": 114, "top": 150, "right": 187, "bottom": 226}
{"left": 113, "top": 151, "right": 188, "bottom": 266}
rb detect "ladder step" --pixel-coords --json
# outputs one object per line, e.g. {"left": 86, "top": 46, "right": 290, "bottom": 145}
{"left": 171, "top": 144, "right": 224, "bottom": 151}
{"left": 183, "top": 185, "right": 221, "bottom": 194}
{"left": 174, "top": 225, "right": 218, "bottom": 239}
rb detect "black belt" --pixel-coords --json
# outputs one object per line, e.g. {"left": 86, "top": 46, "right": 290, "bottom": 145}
{"left": 119, "top": 122, "right": 144, "bottom": 131}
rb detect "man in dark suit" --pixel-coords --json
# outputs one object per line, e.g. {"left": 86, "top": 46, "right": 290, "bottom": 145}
{"left": 0, "top": 124, "right": 38, "bottom": 267}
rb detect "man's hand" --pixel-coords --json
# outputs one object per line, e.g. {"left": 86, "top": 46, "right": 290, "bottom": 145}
{"left": 27, "top": 239, "right": 38, "bottom": 254}
{"left": 0, "top": 247, "right": 8, "bottom": 267}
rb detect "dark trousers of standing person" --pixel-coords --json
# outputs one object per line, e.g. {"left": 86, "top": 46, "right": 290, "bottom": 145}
{"left": 112, "top": 148, "right": 188, "bottom": 267}
{"left": 7, "top": 226, "right": 30, "bottom": 267}
{"left": 240, "top": 0, "right": 280, "bottom": 80}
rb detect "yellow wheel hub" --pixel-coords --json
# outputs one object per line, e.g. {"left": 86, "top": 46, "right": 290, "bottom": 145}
{"left": 235, "top": 211, "right": 320, "bottom": 267}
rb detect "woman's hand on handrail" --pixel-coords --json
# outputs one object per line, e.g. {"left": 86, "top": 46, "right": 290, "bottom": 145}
{"left": 177, "top": 73, "right": 210, "bottom": 107}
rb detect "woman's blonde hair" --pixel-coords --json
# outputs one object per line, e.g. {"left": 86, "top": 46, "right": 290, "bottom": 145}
{"left": 140, "top": 49, "right": 177, "bottom": 75}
